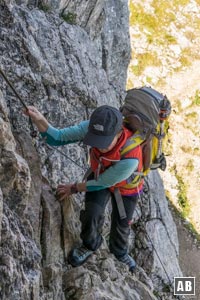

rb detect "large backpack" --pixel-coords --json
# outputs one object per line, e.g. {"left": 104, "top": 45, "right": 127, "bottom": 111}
{"left": 120, "top": 86, "right": 171, "bottom": 174}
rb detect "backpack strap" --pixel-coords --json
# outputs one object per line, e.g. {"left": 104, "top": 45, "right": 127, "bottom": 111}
{"left": 114, "top": 188, "right": 127, "bottom": 219}
{"left": 119, "top": 131, "right": 145, "bottom": 190}
{"left": 120, "top": 131, "right": 144, "bottom": 157}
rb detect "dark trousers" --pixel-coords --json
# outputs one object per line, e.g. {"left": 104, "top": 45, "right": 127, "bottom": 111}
{"left": 80, "top": 188, "right": 139, "bottom": 258}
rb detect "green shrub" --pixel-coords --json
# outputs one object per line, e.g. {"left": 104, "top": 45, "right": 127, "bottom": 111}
{"left": 130, "top": 51, "right": 161, "bottom": 76}
{"left": 163, "top": 34, "right": 177, "bottom": 44}
{"left": 62, "top": 12, "right": 77, "bottom": 24}
{"left": 179, "top": 55, "right": 191, "bottom": 68}
{"left": 175, "top": 99, "right": 183, "bottom": 112}
{"left": 129, "top": 3, "right": 158, "bottom": 29}
{"left": 185, "top": 111, "right": 198, "bottom": 120}
{"left": 39, "top": 3, "right": 51, "bottom": 12}
{"left": 193, "top": 90, "right": 200, "bottom": 106}
{"left": 176, "top": 174, "right": 190, "bottom": 217}
{"left": 146, "top": 76, "right": 153, "bottom": 84}
{"left": 180, "top": 145, "right": 193, "bottom": 153}
{"left": 186, "top": 159, "right": 194, "bottom": 172}
{"left": 193, "top": 147, "right": 200, "bottom": 155}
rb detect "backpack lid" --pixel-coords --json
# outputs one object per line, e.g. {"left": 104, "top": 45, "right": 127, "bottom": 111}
{"left": 124, "top": 88, "right": 160, "bottom": 128}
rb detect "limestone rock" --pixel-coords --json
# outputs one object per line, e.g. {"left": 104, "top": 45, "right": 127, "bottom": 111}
{"left": 0, "top": 1, "right": 183, "bottom": 299}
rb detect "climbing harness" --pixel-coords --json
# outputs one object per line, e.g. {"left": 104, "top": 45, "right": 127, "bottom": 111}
{"left": 0, "top": 66, "right": 86, "bottom": 172}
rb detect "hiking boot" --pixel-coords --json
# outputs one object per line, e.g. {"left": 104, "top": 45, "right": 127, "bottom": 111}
{"left": 117, "top": 254, "right": 136, "bottom": 273}
{"left": 68, "top": 245, "right": 93, "bottom": 267}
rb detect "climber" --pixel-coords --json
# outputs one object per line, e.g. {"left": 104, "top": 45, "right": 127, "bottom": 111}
{"left": 24, "top": 105, "right": 144, "bottom": 273}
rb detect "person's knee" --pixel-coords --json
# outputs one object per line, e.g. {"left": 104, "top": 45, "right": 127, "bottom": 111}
{"left": 80, "top": 206, "right": 104, "bottom": 225}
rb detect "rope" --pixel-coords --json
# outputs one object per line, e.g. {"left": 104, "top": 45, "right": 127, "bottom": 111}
{"left": 0, "top": 66, "right": 37, "bottom": 137}
{"left": 0, "top": 66, "right": 87, "bottom": 171}
{"left": 44, "top": 143, "right": 87, "bottom": 171}
{"left": 0, "top": 67, "right": 28, "bottom": 109}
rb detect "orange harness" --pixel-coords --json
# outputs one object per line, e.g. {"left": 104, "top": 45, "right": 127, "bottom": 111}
{"left": 90, "top": 127, "right": 144, "bottom": 196}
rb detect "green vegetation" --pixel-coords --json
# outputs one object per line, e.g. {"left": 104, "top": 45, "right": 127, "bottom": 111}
{"left": 130, "top": 1, "right": 173, "bottom": 32}
{"left": 178, "top": 54, "right": 191, "bottom": 68}
{"left": 153, "top": 290, "right": 160, "bottom": 297}
{"left": 130, "top": 51, "right": 161, "bottom": 76}
{"left": 181, "top": 145, "right": 200, "bottom": 156}
{"left": 39, "top": 3, "right": 51, "bottom": 12}
{"left": 156, "top": 77, "right": 166, "bottom": 88}
{"left": 129, "top": 0, "right": 198, "bottom": 77}
{"left": 176, "top": 173, "right": 190, "bottom": 217}
{"left": 126, "top": 78, "right": 133, "bottom": 90}
{"left": 62, "top": 12, "right": 77, "bottom": 25}
{"left": 192, "top": 90, "right": 200, "bottom": 106}
{"left": 186, "top": 159, "right": 194, "bottom": 172}
{"left": 129, "top": 0, "right": 185, "bottom": 46}
{"left": 173, "top": 48, "right": 193, "bottom": 72}
{"left": 162, "top": 121, "right": 173, "bottom": 155}
{"left": 180, "top": 145, "right": 193, "bottom": 153}
{"left": 163, "top": 34, "right": 177, "bottom": 44}
{"left": 183, "top": 110, "right": 199, "bottom": 137}
{"left": 175, "top": 99, "right": 183, "bottom": 112}
{"left": 162, "top": 284, "right": 171, "bottom": 293}
{"left": 193, "top": 147, "right": 200, "bottom": 155}
{"left": 180, "top": 47, "right": 193, "bottom": 63}
{"left": 167, "top": 195, "right": 200, "bottom": 243}
{"left": 185, "top": 111, "right": 198, "bottom": 120}
{"left": 186, "top": 222, "right": 200, "bottom": 242}
{"left": 169, "top": 163, "right": 177, "bottom": 173}
{"left": 146, "top": 76, "right": 153, "bottom": 84}
{"left": 174, "top": 0, "right": 190, "bottom": 5}
{"left": 153, "top": 283, "right": 171, "bottom": 297}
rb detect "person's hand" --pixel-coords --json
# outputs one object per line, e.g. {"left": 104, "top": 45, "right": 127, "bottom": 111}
{"left": 22, "top": 105, "right": 49, "bottom": 132}
{"left": 56, "top": 184, "right": 74, "bottom": 201}
{"left": 23, "top": 106, "right": 44, "bottom": 122}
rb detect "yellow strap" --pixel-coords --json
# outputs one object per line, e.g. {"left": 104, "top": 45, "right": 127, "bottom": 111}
{"left": 123, "top": 175, "right": 141, "bottom": 189}
{"left": 120, "top": 131, "right": 144, "bottom": 156}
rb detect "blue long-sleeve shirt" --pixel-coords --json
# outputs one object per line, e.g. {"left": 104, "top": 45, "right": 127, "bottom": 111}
{"left": 41, "top": 121, "right": 139, "bottom": 191}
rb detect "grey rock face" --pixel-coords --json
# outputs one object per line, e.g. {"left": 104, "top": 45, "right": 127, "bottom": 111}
{"left": 0, "top": 188, "right": 3, "bottom": 243}
{"left": 0, "top": 1, "right": 182, "bottom": 299}
{"left": 134, "top": 173, "right": 182, "bottom": 288}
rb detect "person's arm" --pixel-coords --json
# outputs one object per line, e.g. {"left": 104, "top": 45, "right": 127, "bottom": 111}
{"left": 56, "top": 159, "right": 139, "bottom": 201}
{"left": 41, "top": 121, "right": 89, "bottom": 146}
{"left": 86, "top": 158, "right": 139, "bottom": 191}
{"left": 24, "top": 106, "right": 89, "bottom": 146}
